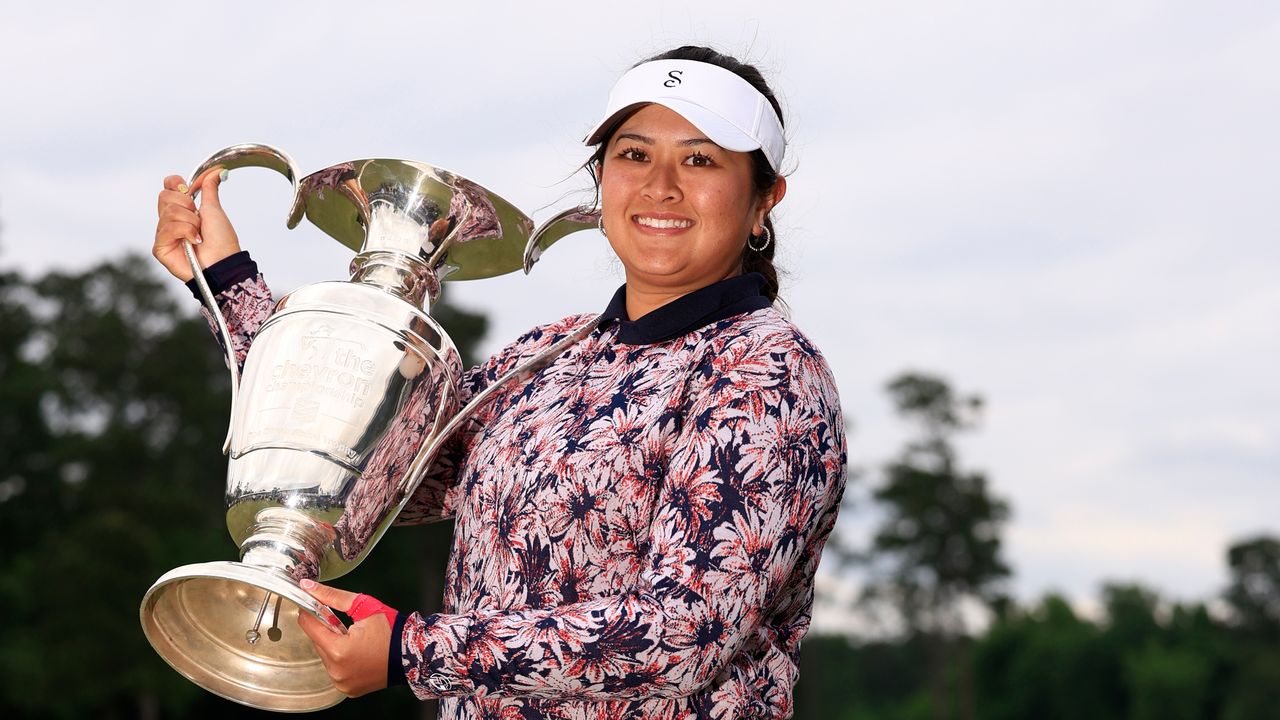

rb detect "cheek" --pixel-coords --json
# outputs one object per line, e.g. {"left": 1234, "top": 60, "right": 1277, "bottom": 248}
{"left": 599, "top": 161, "right": 640, "bottom": 204}
{"left": 697, "top": 184, "right": 756, "bottom": 229}
{"left": 600, "top": 191, "right": 629, "bottom": 226}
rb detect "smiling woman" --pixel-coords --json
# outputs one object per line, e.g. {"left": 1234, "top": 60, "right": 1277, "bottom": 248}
{"left": 585, "top": 46, "right": 790, "bottom": 317}
{"left": 598, "top": 103, "right": 785, "bottom": 318}
{"left": 152, "top": 44, "right": 846, "bottom": 720}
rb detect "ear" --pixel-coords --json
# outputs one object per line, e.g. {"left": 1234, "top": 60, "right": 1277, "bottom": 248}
{"left": 754, "top": 176, "right": 787, "bottom": 232}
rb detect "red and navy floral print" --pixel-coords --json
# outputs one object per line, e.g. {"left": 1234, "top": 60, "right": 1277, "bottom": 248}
{"left": 204, "top": 267, "right": 846, "bottom": 719}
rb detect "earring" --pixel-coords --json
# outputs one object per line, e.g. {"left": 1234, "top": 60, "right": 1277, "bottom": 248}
{"left": 748, "top": 225, "right": 771, "bottom": 252}
{"left": 598, "top": 216, "right": 607, "bottom": 238}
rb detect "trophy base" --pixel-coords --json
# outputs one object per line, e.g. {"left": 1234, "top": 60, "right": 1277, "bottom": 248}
{"left": 140, "top": 561, "right": 347, "bottom": 712}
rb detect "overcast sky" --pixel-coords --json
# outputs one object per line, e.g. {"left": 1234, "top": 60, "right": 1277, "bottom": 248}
{"left": 2, "top": 1, "right": 1276, "bottom": 629}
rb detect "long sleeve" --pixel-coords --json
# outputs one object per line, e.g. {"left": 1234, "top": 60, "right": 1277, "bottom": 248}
{"left": 398, "top": 324, "right": 847, "bottom": 706}
{"left": 187, "top": 251, "right": 274, "bottom": 375}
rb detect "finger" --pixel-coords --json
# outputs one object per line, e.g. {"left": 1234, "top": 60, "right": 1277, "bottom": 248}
{"left": 297, "top": 612, "right": 347, "bottom": 677}
{"left": 159, "top": 204, "right": 200, "bottom": 227}
{"left": 158, "top": 189, "right": 197, "bottom": 214}
{"left": 300, "top": 578, "right": 360, "bottom": 613}
{"left": 297, "top": 608, "right": 344, "bottom": 647}
{"left": 156, "top": 220, "right": 201, "bottom": 246}
{"left": 163, "top": 175, "right": 190, "bottom": 194}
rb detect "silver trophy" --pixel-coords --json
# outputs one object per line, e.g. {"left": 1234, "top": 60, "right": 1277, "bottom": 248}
{"left": 139, "top": 145, "right": 599, "bottom": 711}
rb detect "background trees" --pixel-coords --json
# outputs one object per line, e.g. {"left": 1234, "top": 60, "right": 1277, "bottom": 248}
{"left": 1224, "top": 536, "right": 1280, "bottom": 641}
{"left": 798, "top": 564, "right": 1280, "bottom": 720}
{"left": 864, "top": 373, "right": 1011, "bottom": 634}
{"left": 796, "top": 371, "right": 1278, "bottom": 720}
{"left": 860, "top": 372, "right": 1012, "bottom": 720}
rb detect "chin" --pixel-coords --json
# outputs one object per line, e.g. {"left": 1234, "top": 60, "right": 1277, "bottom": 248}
{"left": 621, "top": 253, "right": 683, "bottom": 276}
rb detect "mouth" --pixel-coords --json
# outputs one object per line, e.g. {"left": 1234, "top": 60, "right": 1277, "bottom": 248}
{"left": 633, "top": 215, "right": 694, "bottom": 231}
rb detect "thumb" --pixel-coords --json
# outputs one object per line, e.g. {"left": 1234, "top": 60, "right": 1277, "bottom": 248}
{"left": 195, "top": 165, "right": 227, "bottom": 209}
{"left": 300, "top": 578, "right": 359, "bottom": 613}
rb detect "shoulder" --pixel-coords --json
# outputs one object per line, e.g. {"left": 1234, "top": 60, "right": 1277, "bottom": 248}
{"left": 693, "top": 308, "right": 841, "bottom": 402}
{"left": 683, "top": 308, "right": 848, "bottom": 490}
{"left": 713, "top": 307, "right": 828, "bottom": 356}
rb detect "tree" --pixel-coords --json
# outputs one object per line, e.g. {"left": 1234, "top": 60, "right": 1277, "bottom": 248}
{"left": 0, "top": 254, "right": 487, "bottom": 719}
{"left": 1223, "top": 535, "right": 1280, "bottom": 640}
{"left": 863, "top": 372, "right": 1011, "bottom": 720}
{"left": 1221, "top": 535, "right": 1280, "bottom": 720}
{"left": 864, "top": 372, "right": 1011, "bottom": 636}
{"left": 0, "top": 257, "right": 235, "bottom": 718}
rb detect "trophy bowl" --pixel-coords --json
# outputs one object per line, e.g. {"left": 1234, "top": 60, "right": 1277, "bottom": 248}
{"left": 140, "top": 145, "right": 598, "bottom": 711}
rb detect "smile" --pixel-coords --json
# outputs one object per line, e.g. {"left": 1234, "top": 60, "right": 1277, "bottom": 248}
{"left": 634, "top": 216, "right": 694, "bottom": 229}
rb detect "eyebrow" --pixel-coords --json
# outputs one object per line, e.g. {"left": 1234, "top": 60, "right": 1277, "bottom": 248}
{"left": 614, "top": 132, "right": 715, "bottom": 147}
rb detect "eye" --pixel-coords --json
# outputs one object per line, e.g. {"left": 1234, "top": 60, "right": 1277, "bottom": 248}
{"left": 685, "top": 152, "right": 715, "bottom": 167}
{"left": 618, "top": 146, "right": 648, "bottom": 162}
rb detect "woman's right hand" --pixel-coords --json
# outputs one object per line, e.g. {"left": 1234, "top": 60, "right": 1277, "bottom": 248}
{"left": 153, "top": 169, "right": 241, "bottom": 282}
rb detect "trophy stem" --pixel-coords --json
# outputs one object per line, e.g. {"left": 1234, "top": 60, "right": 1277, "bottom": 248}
{"left": 350, "top": 250, "right": 440, "bottom": 307}
{"left": 238, "top": 507, "right": 335, "bottom": 581}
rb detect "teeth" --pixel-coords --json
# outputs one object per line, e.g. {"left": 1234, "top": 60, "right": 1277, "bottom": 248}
{"left": 636, "top": 216, "right": 692, "bottom": 229}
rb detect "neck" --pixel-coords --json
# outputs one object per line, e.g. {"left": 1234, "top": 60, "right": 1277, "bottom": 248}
{"left": 623, "top": 269, "right": 742, "bottom": 320}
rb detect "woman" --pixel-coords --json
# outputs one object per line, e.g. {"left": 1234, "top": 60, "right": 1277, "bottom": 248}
{"left": 154, "top": 46, "right": 846, "bottom": 719}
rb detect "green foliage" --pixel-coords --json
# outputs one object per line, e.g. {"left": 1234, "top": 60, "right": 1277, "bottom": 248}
{"left": 974, "top": 596, "right": 1120, "bottom": 720}
{"left": 957, "top": 576, "right": 1274, "bottom": 717}
{"left": 795, "top": 634, "right": 935, "bottom": 720}
{"left": 1222, "top": 647, "right": 1280, "bottom": 720}
{"left": 0, "top": 260, "right": 222, "bottom": 717}
{"left": 1224, "top": 535, "right": 1280, "bottom": 641}
{"left": 864, "top": 372, "right": 1011, "bottom": 637}
{"left": 884, "top": 374, "right": 983, "bottom": 437}
{"left": 0, "top": 255, "right": 485, "bottom": 718}
{"left": 1124, "top": 642, "right": 1211, "bottom": 720}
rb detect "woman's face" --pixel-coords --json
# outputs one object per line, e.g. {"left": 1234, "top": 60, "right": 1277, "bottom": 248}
{"left": 599, "top": 104, "right": 782, "bottom": 300}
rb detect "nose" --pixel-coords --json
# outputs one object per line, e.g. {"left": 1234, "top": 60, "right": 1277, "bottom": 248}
{"left": 641, "top": 161, "right": 682, "bottom": 204}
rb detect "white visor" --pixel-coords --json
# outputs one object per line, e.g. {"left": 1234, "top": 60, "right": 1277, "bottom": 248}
{"left": 584, "top": 59, "right": 785, "bottom": 172}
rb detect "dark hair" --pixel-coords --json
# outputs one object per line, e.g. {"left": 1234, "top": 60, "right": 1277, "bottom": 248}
{"left": 585, "top": 45, "right": 786, "bottom": 302}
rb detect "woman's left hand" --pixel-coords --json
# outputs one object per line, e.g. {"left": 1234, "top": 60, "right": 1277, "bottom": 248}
{"left": 296, "top": 579, "right": 398, "bottom": 697}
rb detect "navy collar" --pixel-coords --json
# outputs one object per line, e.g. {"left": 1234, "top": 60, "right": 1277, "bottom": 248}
{"left": 599, "top": 273, "right": 772, "bottom": 345}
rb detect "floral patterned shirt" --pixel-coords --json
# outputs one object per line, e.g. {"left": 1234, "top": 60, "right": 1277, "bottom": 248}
{"left": 198, "top": 256, "right": 847, "bottom": 719}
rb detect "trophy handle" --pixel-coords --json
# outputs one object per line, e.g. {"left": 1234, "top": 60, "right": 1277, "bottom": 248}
{"left": 183, "top": 144, "right": 303, "bottom": 453}
{"left": 523, "top": 205, "right": 602, "bottom": 274}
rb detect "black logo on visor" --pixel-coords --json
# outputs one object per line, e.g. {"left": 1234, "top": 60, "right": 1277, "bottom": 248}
{"left": 664, "top": 70, "right": 683, "bottom": 87}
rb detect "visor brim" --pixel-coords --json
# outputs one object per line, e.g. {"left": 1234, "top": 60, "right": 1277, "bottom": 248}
{"left": 584, "top": 99, "right": 762, "bottom": 155}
